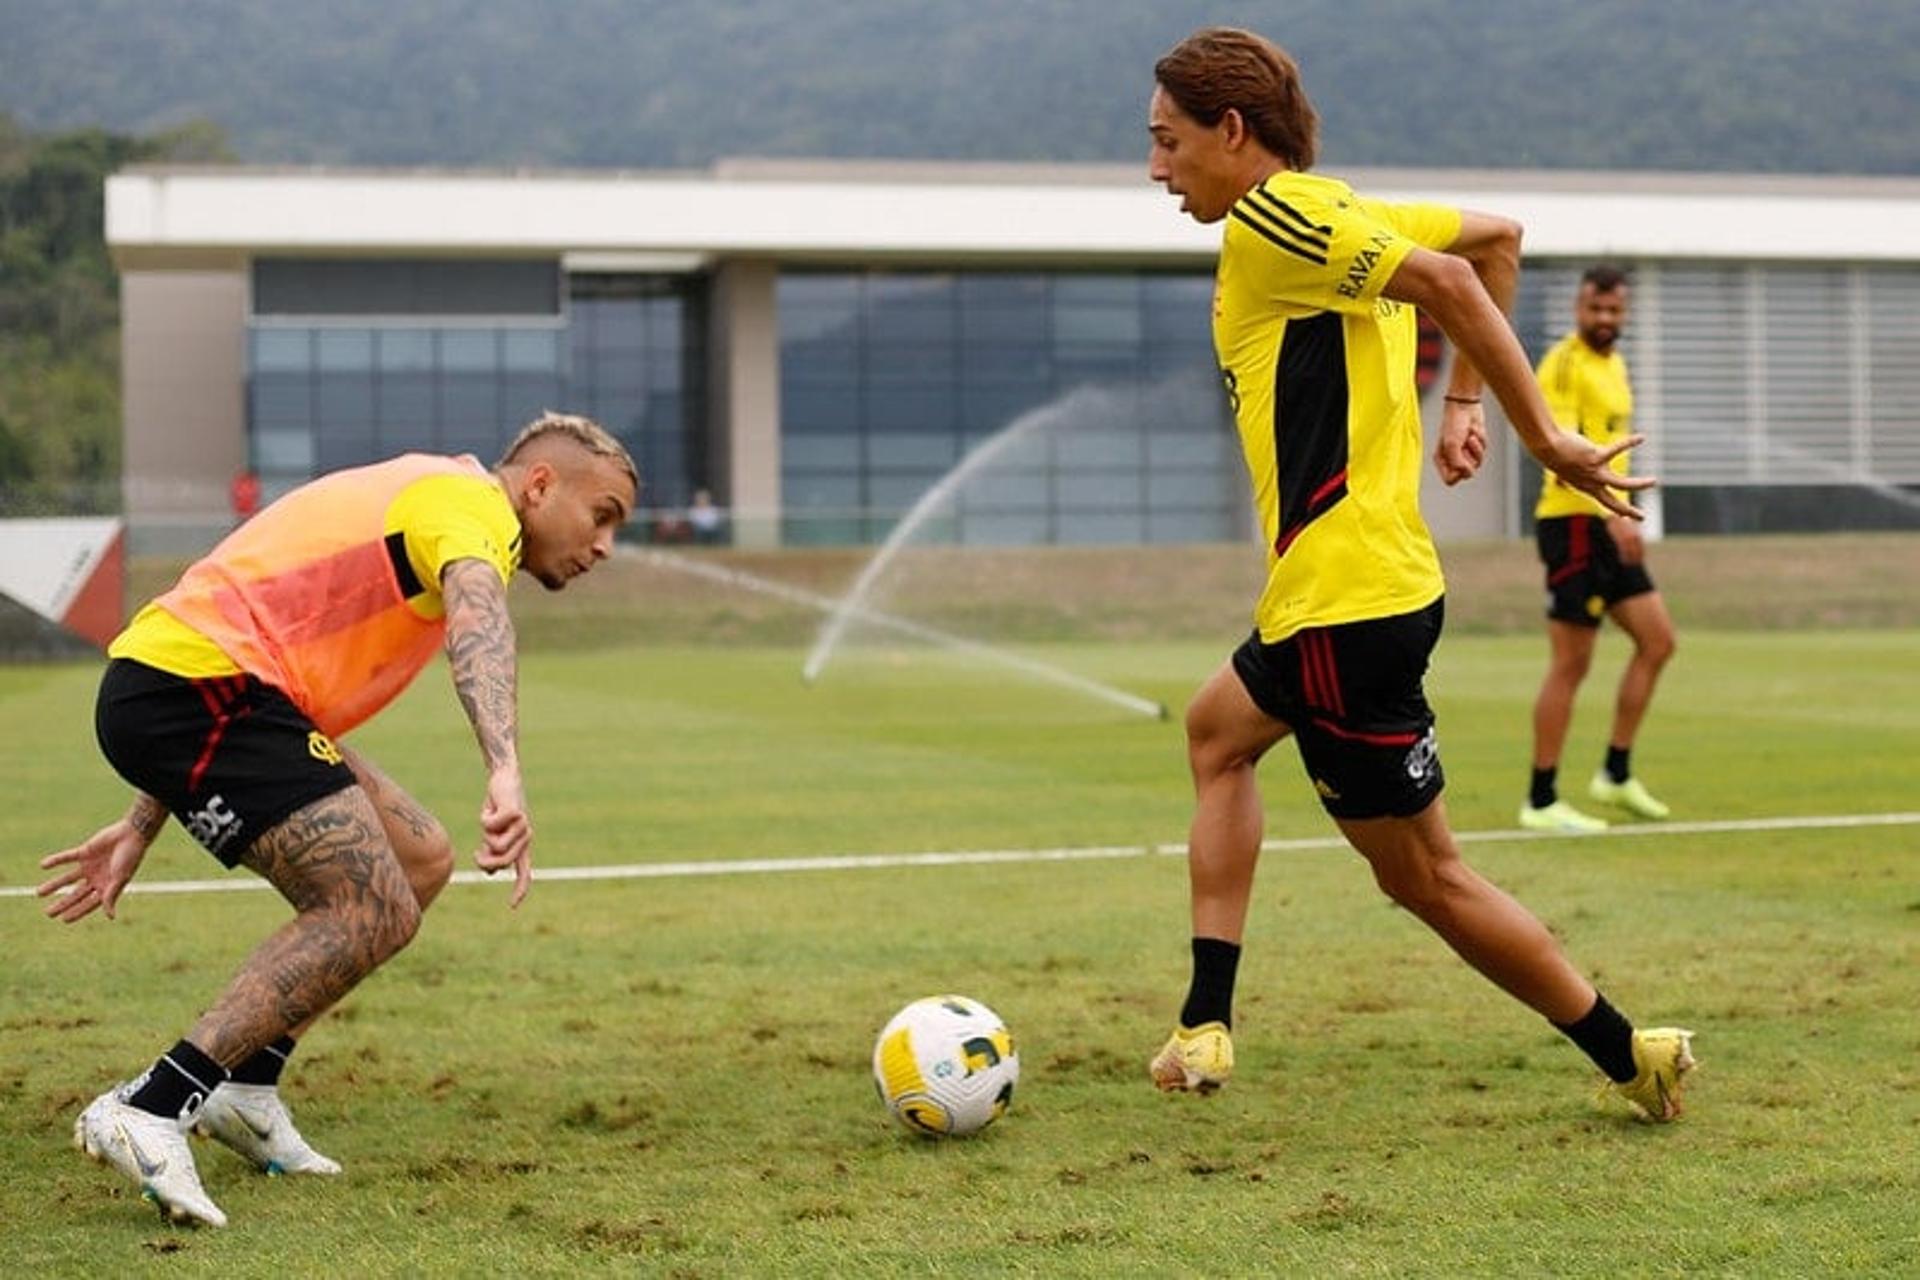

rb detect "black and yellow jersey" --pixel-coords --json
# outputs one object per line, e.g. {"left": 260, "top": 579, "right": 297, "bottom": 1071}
{"left": 1212, "top": 171, "right": 1461, "bottom": 642}
{"left": 1533, "top": 332, "right": 1634, "bottom": 520}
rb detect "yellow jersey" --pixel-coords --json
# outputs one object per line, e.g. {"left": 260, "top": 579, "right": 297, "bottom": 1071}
{"left": 1213, "top": 171, "right": 1461, "bottom": 642}
{"left": 1533, "top": 332, "right": 1634, "bottom": 520}
{"left": 110, "top": 455, "right": 521, "bottom": 735}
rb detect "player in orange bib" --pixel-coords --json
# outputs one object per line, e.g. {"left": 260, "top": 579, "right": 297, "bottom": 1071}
{"left": 1143, "top": 28, "right": 1696, "bottom": 1125}
{"left": 38, "top": 413, "right": 637, "bottom": 1227}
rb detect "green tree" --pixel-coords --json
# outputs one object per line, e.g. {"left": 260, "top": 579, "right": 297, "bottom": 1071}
{"left": 0, "top": 114, "right": 232, "bottom": 508}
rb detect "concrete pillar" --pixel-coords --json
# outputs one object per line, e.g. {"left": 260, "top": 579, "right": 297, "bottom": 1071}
{"left": 120, "top": 269, "right": 248, "bottom": 553}
{"left": 707, "top": 260, "right": 781, "bottom": 547}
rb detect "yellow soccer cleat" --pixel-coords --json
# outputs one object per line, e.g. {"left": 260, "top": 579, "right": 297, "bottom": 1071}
{"left": 1607, "top": 1026, "right": 1698, "bottom": 1122}
{"left": 1149, "top": 1022, "right": 1234, "bottom": 1094}
{"left": 1589, "top": 772, "right": 1671, "bottom": 820}
{"left": 1518, "top": 800, "right": 1610, "bottom": 833}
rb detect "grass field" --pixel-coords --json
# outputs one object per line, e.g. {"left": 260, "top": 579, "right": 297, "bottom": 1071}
{"left": 4, "top": 598, "right": 1918, "bottom": 1273}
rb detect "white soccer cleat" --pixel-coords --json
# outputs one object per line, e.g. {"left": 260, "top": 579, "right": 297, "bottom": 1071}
{"left": 74, "top": 1086, "right": 228, "bottom": 1228}
{"left": 195, "top": 1082, "right": 343, "bottom": 1176}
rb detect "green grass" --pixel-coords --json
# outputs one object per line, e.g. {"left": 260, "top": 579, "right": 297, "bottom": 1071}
{"left": 3, "top": 631, "right": 1918, "bottom": 1276}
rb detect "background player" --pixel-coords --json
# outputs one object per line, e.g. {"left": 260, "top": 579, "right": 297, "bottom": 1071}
{"left": 1520, "top": 265, "right": 1677, "bottom": 832}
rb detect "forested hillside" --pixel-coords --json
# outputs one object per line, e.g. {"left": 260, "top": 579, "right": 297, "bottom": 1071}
{"left": 0, "top": 117, "right": 229, "bottom": 508}
{"left": 3, "top": 0, "right": 1917, "bottom": 174}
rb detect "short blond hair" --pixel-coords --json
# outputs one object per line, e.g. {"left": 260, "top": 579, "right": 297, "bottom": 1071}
{"left": 497, "top": 411, "right": 639, "bottom": 489}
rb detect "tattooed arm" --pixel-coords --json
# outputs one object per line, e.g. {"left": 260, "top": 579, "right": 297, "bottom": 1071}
{"left": 37, "top": 791, "right": 169, "bottom": 922}
{"left": 442, "top": 556, "right": 534, "bottom": 908}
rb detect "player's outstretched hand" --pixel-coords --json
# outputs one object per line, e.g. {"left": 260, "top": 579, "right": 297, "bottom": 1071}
{"left": 473, "top": 765, "right": 532, "bottom": 909}
{"left": 1545, "top": 432, "right": 1656, "bottom": 519}
{"left": 38, "top": 820, "right": 148, "bottom": 923}
{"left": 1434, "top": 399, "right": 1488, "bottom": 486}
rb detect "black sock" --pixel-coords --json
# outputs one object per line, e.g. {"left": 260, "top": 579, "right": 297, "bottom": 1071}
{"left": 1552, "top": 993, "right": 1638, "bottom": 1082}
{"left": 1179, "top": 937, "right": 1242, "bottom": 1029}
{"left": 1605, "top": 746, "right": 1631, "bottom": 784}
{"left": 1529, "top": 766, "right": 1558, "bottom": 810}
{"left": 126, "top": 1039, "right": 230, "bottom": 1121}
{"left": 229, "top": 1035, "right": 297, "bottom": 1087}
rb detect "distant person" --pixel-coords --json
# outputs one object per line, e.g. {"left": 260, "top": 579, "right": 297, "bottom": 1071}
{"left": 38, "top": 413, "right": 637, "bottom": 1228}
{"left": 1143, "top": 28, "right": 1695, "bottom": 1122}
{"left": 1519, "top": 265, "right": 1675, "bottom": 832}
{"left": 228, "top": 468, "right": 261, "bottom": 527}
{"left": 688, "top": 487, "right": 724, "bottom": 545}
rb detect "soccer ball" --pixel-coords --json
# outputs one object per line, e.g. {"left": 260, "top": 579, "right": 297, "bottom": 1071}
{"left": 871, "top": 995, "right": 1019, "bottom": 1137}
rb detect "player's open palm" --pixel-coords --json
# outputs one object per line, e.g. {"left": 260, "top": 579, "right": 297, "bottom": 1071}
{"left": 1546, "top": 432, "right": 1655, "bottom": 519}
{"left": 38, "top": 820, "right": 149, "bottom": 923}
{"left": 474, "top": 765, "right": 533, "bottom": 908}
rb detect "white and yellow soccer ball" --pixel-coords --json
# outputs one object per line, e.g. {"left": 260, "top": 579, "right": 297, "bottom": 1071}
{"left": 871, "top": 995, "right": 1019, "bottom": 1137}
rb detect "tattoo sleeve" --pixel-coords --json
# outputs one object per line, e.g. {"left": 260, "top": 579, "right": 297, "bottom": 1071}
{"left": 442, "top": 557, "right": 520, "bottom": 772}
{"left": 126, "top": 791, "right": 168, "bottom": 841}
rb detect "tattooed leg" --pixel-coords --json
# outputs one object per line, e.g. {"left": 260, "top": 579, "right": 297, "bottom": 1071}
{"left": 185, "top": 787, "right": 421, "bottom": 1069}
{"left": 343, "top": 747, "right": 455, "bottom": 910}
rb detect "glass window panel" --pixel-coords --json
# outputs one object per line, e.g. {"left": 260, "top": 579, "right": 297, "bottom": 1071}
{"left": 782, "top": 340, "right": 860, "bottom": 383}
{"left": 252, "top": 329, "right": 312, "bottom": 372}
{"left": 962, "top": 383, "right": 1052, "bottom": 432}
{"left": 869, "top": 274, "right": 954, "bottom": 307}
{"left": 1148, "top": 509, "right": 1232, "bottom": 543}
{"left": 439, "top": 374, "right": 498, "bottom": 423}
{"left": 251, "top": 374, "right": 313, "bottom": 425}
{"left": 1056, "top": 511, "right": 1145, "bottom": 543}
{"left": 502, "top": 374, "right": 562, "bottom": 426}
{"left": 587, "top": 302, "right": 648, "bottom": 351}
{"left": 440, "top": 419, "right": 503, "bottom": 458}
{"left": 1053, "top": 276, "right": 1139, "bottom": 306}
{"left": 1053, "top": 306, "right": 1143, "bottom": 346}
{"left": 778, "top": 275, "right": 862, "bottom": 310}
{"left": 1148, "top": 428, "right": 1234, "bottom": 468}
{"left": 646, "top": 347, "right": 682, "bottom": 390}
{"left": 1149, "top": 469, "right": 1228, "bottom": 506}
{"left": 1055, "top": 428, "right": 1144, "bottom": 468}
{"left": 955, "top": 471, "right": 1049, "bottom": 511}
{"left": 867, "top": 472, "right": 940, "bottom": 512}
{"left": 440, "top": 330, "right": 498, "bottom": 372}
{"left": 867, "top": 433, "right": 959, "bottom": 468}
{"left": 961, "top": 306, "right": 1050, "bottom": 343}
{"left": 867, "top": 304, "right": 955, "bottom": 344}
{"left": 784, "top": 384, "right": 860, "bottom": 432}
{"left": 863, "top": 383, "right": 957, "bottom": 433}
{"left": 1054, "top": 352, "right": 1143, "bottom": 386}
{"left": 314, "top": 426, "right": 374, "bottom": 473}
{"left": 255, "top": 427, "right": 315, "bottom": 472}
{"left": 963, "top": 345, "right": 1051, "bottom": 381}
{"left": 503, "top": 328, "right": 562, "bottom": 372}
{"left": 378, "top": 329, "right": 434, "bottom": 371}
{"left": 315, "top": 329, "right": 374, "bottom": 372}
{"left": 315, "top": 373, "right": 375, "bottom": 425}
{"left": 784, "top": 471, "right": 862, "bottom": 510}
{"left": 783, "top": 434, "right": 862, "bottom": 469}
{"left": 1057, "top": 470, "right": 1141, "bottom": 510}
{"left": 377, "top": 418, "right": 439, "bottom": 453}
{"left": 958, "top": 513, "right": 1051, "bottom": 545}
{"left": 864, "top": 342, "right": 955, "bottom": 381}
{"left": 960, "top": 275, "right": 1049, "bottom": 307}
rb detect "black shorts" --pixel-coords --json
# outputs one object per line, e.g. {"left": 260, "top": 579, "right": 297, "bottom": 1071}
{"left": 1230, "top": 600, "right": 1446, "bottom": 821}
{"left": 1536, "top": 515, "right": 1654, "bottom": 627}
{"left": 95, "top": 658, "right": 355, "bottom": 866}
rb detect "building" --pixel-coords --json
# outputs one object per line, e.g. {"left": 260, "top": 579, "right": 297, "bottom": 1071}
{"left": 105, "top": 161, "right": 1920, "bottom": 552}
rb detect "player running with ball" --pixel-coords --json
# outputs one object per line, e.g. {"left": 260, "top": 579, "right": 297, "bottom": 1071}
{"left": 1143, "top": 27, "right": 1696, "bottom": 1122}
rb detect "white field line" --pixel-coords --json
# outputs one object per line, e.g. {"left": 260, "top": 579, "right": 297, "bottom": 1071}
{"left": 5, "top": 810, "right": 1917, "bottom": 902}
